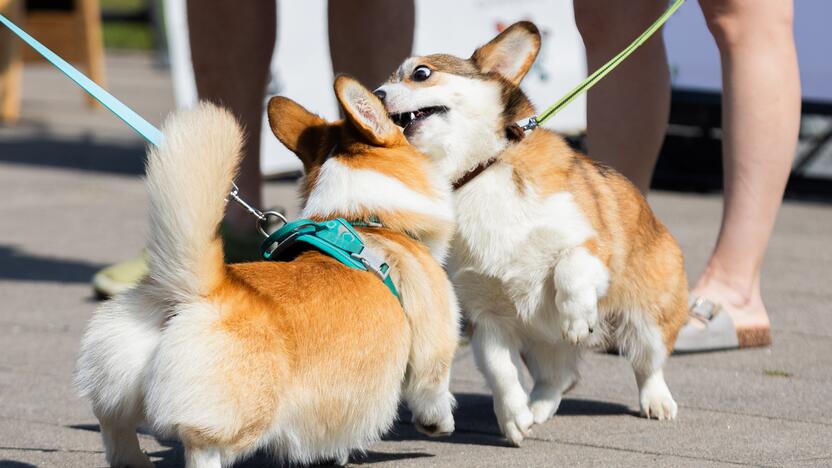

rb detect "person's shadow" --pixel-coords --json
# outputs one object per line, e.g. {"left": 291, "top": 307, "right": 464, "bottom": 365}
{"left": 0, "top": 245, "right": 105, "bottom": 284}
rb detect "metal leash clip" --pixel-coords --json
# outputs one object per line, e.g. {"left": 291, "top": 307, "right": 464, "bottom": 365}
{"left": 225, "top": 182, "right": 288, "bottom": 237}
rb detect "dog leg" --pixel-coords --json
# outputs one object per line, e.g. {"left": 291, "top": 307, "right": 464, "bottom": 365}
{"left": 99, "top": 419, "right": 153, "bottom": 468}
{"left": 619, "top": 313, "right": 678, "bottom": 420}
{"left": 185, "top": 446, "right": 221, "bottom": 468}
{"left": 404, "top": 283, "right": 459, "bottom": 438}
{"left": 472, "top": 322, "right": 533, "bottom": 446}
{"left": 553, "top": 247, "right": 608, "bottom": 345}
{"left": 524, "top": 340, "right": 580, "bottom": 424}
{"left": 405, "top": 342, "right": 457, "bottom": 439}
{"left": 334, "top": 450, "right": 350, "bottom": 466}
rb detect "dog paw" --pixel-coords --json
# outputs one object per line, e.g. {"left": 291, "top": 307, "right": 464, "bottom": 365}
{"left": 529, "top": 396, "right": 561, "bottom": 424}
{"left": 415, "top": 413, "right": 455, "bottom": 437}
{"left": 495, "top": 403, "right": 534, "bottom": 446}
{"left": 334, "top": 451, "right": 350, "bottom": 467}
{"left": 560, "top": 314, "right": 596, "bottom": 345}
{"left": 640, "top": 381, "right": 678, "bottom": 420}
{"left": 110, "top": 453, "right": 154, "bottom": 468}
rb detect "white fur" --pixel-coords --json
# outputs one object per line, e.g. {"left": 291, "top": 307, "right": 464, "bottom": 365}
{"left": 303, "top": 158, "right": 453, "bottom": 223}
{"left": 376, "top": 69, "right": 507, "bottom": 183}
{"left": 144, "top": 103, "right": 240, "bottom": 301}
{"left": 302, "top": 157, "right": 454, "bottom": 261}
{"left": 382, "top": 67, "right": 678, "bottom": 443}
{"left": 76, "top": 104, "right": 459, "bottom": 467}
{"left": 616, "top": 311, "right": 678, "bottom": 420}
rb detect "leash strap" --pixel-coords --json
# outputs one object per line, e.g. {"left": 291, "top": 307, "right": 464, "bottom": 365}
{"left": 2, "top": 14, "right": 403, "bottom": 302}
{"left": 521, "top": 0, "right": 685, "bottom": 130}
{"left": 0, "top": 14, "right": 163, "bottom": 146}
{"left": 260, "top": 218, "right": 401, "bottom": 302}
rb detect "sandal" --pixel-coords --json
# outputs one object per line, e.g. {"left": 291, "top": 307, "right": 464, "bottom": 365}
{"left": 673, "top": 296, "right": 771, "bottom": 354}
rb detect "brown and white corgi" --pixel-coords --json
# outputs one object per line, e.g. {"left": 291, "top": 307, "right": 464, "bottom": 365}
{"left": 376, "top": 22, "right": 688, "bottom": 445}
{"left": 74, "top": 76, "right": 459, "bottom": 468}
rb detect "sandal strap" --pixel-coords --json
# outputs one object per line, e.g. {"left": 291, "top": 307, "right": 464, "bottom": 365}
{"left": 689, "top": 296, "right": 721, "bottom": 323}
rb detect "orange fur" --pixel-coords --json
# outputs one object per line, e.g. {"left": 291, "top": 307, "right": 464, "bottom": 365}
{"left": 76, "top": 79, "right": 459, "bottom": 467}
{"left": 501, "top": 129, "right": 688, "bottom": 349}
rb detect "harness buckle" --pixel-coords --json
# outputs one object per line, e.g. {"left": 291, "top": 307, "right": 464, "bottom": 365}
{"left": 351, "top": 249, "right": 390, "bottom": 282}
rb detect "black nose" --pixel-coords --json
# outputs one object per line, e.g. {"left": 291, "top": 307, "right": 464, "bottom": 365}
{"left": 373, "top": 89, "right": 386, "bottom": 101}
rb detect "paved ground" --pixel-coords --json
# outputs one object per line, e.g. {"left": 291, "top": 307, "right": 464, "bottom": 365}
{"left": 1, "top": 53, "right": 831, "bottom": 467}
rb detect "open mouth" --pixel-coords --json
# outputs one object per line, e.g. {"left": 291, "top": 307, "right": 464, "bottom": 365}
{"left": 389, "top": 106, "right": 449, "bottom": 130}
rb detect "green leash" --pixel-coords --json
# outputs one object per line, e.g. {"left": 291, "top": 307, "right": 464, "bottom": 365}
{"left": 521, "top": 0, "right": 685, "bottom": 131}
{"left": 1, "top": 1, "right": 685, "bottom": 304}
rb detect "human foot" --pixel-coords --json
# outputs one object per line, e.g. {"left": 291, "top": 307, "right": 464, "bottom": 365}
{"left": 691, "top": 275, "right": 771, "bottom": 332}
{"left": 674, "top": 275, "right": 771, "bottom": 352}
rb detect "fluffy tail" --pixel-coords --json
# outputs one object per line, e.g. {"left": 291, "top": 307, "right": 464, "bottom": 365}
{"left": 145, "top": 102, "right": 243, "bottom": 299}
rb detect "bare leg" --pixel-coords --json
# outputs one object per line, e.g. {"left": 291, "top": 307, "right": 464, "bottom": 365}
{"left": 573, "top": 0, "right": 671, "bottom": 193}
{"left": 689, "top": 0, "right": 799, "bottom": 336}
{"left": 187, "top": 0, "right": 276, "bottom": 233}
{"left": 328, "top": 0, "right": 415, "bottom": 88}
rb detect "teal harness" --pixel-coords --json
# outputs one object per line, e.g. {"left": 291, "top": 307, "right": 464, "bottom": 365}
{"left": 260, "top": 218, "right": 400, "bottom": 302}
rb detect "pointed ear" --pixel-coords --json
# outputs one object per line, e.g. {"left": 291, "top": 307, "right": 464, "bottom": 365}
{"left": 334, "top": 75, "right": 402, "bottom": 147}
{"left": 471, "top": 21, "right": 541, "bottom": 85}
{"left": 267, "top": 96, "right": 328, "bottom": 163}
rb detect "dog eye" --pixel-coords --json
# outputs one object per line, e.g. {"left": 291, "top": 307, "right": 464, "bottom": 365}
{"left": 412, "top": 66, "right": 432, "bottom": 82}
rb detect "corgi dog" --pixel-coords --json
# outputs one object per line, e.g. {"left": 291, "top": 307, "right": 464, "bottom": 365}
{"left": 375, "top": 22, "right": 688, "bottom": 445}
{"left": 74, "top": 76, "right": 459, "bottom": 468}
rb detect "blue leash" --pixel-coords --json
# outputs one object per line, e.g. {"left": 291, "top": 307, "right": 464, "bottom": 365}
{"left": 0, "top": 14, "right": 272, "bottom": 222}
{"left": 1, "top": 14, "right": 402, "bottom": 302}
{"left": 0, "top": 14, "right": 163, "bottom": 147}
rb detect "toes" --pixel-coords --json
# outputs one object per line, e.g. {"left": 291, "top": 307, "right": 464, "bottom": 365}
{"left": 415, "top": 414, "right": 455, "bottom": 437}
{"left": 501, "top": 407, "right": 534, "bottom": 446}
{"left": 641, "top": 395, "right": 678, "bottom": 421}
{"left": 562, "top": 318, "right": 592, "bottom": 344}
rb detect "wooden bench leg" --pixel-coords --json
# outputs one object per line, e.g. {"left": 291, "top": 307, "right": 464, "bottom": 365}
{"left": 80, "top": 0, "right": 106, "bottom": 108}
{"left": 0, "top": 0, "right": 23, "bottom": 123}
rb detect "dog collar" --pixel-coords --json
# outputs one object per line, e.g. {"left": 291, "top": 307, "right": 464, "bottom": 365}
{"left": 260, "top": 217, "right": 400, "bottom": 302}
{"left": 452, "top": 156, "right": 499, "bottom": 191}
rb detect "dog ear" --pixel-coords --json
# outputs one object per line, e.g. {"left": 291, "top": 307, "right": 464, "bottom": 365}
{"left": 267, "top": 96, "right": 328, "bottom": 165}
{"left": 334, "top": 75, "right": 402, "bottom": 147}
{"left": 471, "top": 21, "right": 541, "bottom": 85}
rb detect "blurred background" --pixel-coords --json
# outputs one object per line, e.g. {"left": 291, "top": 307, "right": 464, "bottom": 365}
{"left": 1, "top": 0, "right": 831, "bottom": 197}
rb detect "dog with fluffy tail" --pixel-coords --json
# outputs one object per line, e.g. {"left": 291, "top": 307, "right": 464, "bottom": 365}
{"left": 75, "top": 77, "right": 459, "bottom": 467}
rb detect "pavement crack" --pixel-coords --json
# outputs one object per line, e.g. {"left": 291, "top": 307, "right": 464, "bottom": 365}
{"left": 0, "top": 445, "right": 103, "bottom": 455}
{"left": 527, "top": 438, "right": 777, "bottom": 467}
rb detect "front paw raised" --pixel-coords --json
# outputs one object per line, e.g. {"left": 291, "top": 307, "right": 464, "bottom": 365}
{"left": 495, "top": 402, "right": 534, "bottom": 446}
{"left": 559, "top": 307, "right": 598, "bottom": 345}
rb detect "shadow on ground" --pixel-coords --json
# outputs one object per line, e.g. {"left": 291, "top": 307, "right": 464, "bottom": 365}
{"left": 0, "top": 245, "right": 104, "bottom": 284}
{"left": 0, "top": 461, "right": 38, "bottom": 468}
{"left": 389, "top": 393, "right": 636, "bottom": 447}
{"left": 0, "top": 134, "right": 146, "bottom": 176}
{"left": 69, "top": 424, "right": 432, "bottom": 467}
{"left": 66, "top": 394, "right": 635, "bottom": 464}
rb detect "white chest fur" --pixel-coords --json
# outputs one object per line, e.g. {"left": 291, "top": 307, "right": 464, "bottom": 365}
{"left": 449, "top": 163, "right": 597, "bottom": 336}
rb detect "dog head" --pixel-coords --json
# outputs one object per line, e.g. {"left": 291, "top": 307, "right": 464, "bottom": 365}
{"left": 267, "top": 75, "right": 454, "bottom": 259}
{"left": 375, "top": 22, "right": 540, "bottom": 183}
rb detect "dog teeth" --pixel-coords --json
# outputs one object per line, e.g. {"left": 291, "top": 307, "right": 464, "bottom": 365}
{"left": 410, "top": 112, "right": 416, "bottom": 121}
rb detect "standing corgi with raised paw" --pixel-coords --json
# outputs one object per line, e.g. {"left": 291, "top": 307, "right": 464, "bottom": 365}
{"left": 74, "top": 76, "right": 459, "bottom": 467}
{"left": 376, "top": 22, "right": 688, "bottom": 445}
